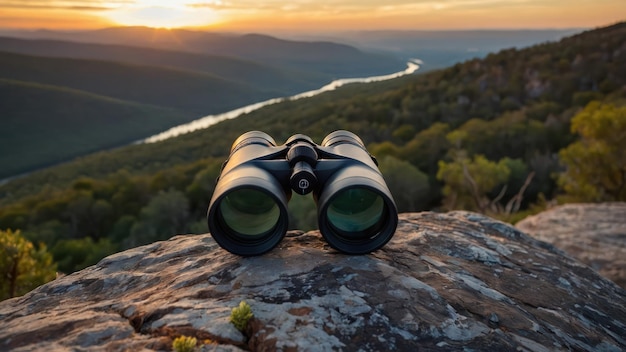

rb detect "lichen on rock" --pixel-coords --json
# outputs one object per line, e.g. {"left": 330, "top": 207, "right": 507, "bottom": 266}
{"left": 1, "top": 211, "right": 625, "bottom": 351}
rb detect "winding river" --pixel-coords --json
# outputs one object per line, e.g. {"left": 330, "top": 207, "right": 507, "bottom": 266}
{"left": 141, "top": 59, "right": 422, "bottom": 143}
{"left": 0, "top": 60, "right": 421, "bottom": 185}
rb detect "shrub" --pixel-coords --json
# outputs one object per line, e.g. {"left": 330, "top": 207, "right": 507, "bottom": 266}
{"left": 230, "top": 301, "right": 254, "bottom": 331}
{"left": 172, "top": 335, "right": 197, "bottom": 352}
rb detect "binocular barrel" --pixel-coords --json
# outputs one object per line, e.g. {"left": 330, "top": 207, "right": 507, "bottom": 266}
{"left": 207, "top": 130, "right": 398, "bottom": 256}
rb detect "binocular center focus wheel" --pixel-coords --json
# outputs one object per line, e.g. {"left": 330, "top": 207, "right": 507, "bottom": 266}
{"left": 287, "top": 142, "right": 319, "bottom": 195}
{"left": 290, "top": 161, "right": 317, "bottom": 195}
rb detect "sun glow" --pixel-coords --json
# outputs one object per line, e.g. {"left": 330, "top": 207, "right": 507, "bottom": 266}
{"left": 0, "top": 1, "right": 624, "bottom": 31}
{"left": 105, "top": 1, "right": 221, "bottom": 29}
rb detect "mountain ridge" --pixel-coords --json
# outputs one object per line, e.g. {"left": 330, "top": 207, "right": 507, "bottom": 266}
{"left": 1, "top": 26, "right": 405, "bottom": 77}
{"left": 0, "top": 29, "right": 410, "bottom": 179}
{"left": 0, "top": 78, "right": 194, "bottom": 178}
{"left": 0, "top": 36, "right": 331, "bottom": 94}
{"left": 0, "top": 50, "right": 284, "bottom": 114}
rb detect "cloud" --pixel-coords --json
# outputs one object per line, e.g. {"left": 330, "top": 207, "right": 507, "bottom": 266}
{"left": 0, "top": 0, "right": 132, "bottom": 11}
{"left": 184, "top": 0, "right": 562, "bottom": 14}
{"left": 186, "top": 0, "right": 385, "bottom": 17}
{"left": 186, "top": 1, "right": 276, "bottom": 11}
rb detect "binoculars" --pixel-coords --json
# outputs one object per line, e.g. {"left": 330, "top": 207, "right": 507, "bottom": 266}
{"left": 207, "top": 130, "right": 398, "bottom": 256}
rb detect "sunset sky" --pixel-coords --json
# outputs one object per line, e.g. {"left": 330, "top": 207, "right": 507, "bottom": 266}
{"left": 1, "top": 0, "right": 625, "bottom": 32}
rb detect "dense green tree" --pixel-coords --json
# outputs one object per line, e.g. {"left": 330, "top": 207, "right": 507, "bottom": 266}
{"left": 400, "top": 122, "right": 451, "bottom": 176}
{"left": 525, "top": 101, "right": 562, "bottom": 121}
{"left": 437, "top": 153, "right": 536, "bottom": 215}
{"left": 392, "top": 124, "right": 417, "bottom": 142}
{"left": 558, "top": 102, "right": 626, "bottom": 201}
{"left": 445, "top": 112, "right": 551, "bottom": 162}
{"left": 32, "top": 195, "right": 69, "bottom": 225}
{"left": 498, "top": 158, "right": 536, "bottom": 214}
{"left": 63, "top": 191, "right": 96, "bottom": 238}
{"left": 1, "top": 229, "right": 56, "bottom": 300}
{"left": 0, "top": 204, "right": 29, "bottom": 230}
{"left": 22, "top": 220, "right": 69, "bottom": 249}
{"left": 51, "top": 237, "right": 117, "bottom": 273}
{"left": 109, "top": 170, "right": 151, "bottom": 217}
{"left": 378, "top": 156, "right": 432, "bottom": 212}
{"left": 185, "top": 160, "right": 222, "bottom": 214}
{"left": 126, "top": 189, "right": 191, "bottom": 248}
{"left": 437, "top": 154, "right": 511, "bottom": 212}
{"left": 368, "top": 141, "right": 400, "bottom": 160}
{"left": 108, "top": 215, "right": 138, "bottom": 246}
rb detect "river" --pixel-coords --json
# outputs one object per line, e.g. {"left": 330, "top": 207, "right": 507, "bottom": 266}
{"left": 0, "top": 60, "right": 421, "bottom": 186}
{"left": 141, "top": 59, "right": 422, "bottom": 143}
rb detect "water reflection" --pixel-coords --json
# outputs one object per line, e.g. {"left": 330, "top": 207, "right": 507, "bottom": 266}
{"left": 142, "top": 59, "right": 421, "bottom": 143}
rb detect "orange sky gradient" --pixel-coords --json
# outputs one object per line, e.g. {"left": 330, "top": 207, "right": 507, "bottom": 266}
{"left": 1, "top": 1, "right": 625, "bottom": 32}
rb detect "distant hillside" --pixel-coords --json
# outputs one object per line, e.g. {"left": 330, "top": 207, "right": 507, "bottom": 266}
{"left": 188, "top": 33, "right": 403, "bottom": 76}
{"left": 327, "top": 29, "right": 582, "bottom": 69}
{"left": 0, "top": 51, "right": 282, "bottom": 115}
{"left": 0, "top": 49, "right": 295, "bottom": 177}
{"left": 0, "top": 37, "right": 330, "bottom": 94}
{"left": 0, "top": 30, "right": 407, "bottom": 180}
{"left": 3, "top": 27, "right": 405, "bottom": 77}
{"left": 0, "top": 79, "right": 194, "bottom": 179}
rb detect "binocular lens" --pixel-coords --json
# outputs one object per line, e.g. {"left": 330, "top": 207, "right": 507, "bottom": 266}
{"left": 219, "top": 188, "right": 281, "bottom": 237}
{"left": 208, "top": 130, "right": 398, "bottom": 256}
{"left": 318, "top": 176, "right": 397, "bottom": 254}
{"left": 326, "top": 188, "right": 385, "bottom": 237}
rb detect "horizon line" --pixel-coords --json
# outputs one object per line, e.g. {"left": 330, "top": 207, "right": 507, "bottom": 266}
{"left": 0, "top": 24, "right": 593, "bottom": 33}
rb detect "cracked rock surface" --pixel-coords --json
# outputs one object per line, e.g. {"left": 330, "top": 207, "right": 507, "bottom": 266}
{"left": 1, "top": 211, "right": 625, "bottom": 351}
{"left": 517, "top": 202, "right": 626, "bottom": 289}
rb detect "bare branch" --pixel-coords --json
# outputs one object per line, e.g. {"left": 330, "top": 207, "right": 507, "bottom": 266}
{"left": 462, "top": 163, "right": 485, "bottom": 212}
{"left": 492, "top": 184, "right": 508, "bottom": 206}
{"left": 505, "top": 171, "right": 536, "bottom": 214}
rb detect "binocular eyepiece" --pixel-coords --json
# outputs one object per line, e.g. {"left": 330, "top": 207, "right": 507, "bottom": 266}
{"left": 207, "top": 130, "right": 398, "bottom": 256}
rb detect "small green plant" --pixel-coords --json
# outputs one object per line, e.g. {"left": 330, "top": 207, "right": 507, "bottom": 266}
{"left": 172, "top": 335, "right": 197, "bottom": 352}
{"left": 230, "top": 300, "right": 254, "bottom": 331}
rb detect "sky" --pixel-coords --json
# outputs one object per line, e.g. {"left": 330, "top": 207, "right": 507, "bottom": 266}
{"left": 1, "top": 0, "right": 625, "bottom": 32}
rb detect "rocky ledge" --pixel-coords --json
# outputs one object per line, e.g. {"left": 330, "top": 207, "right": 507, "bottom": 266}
{"left": 516, "top": 202, "right": 626, "bottom": 289}
{"left": 1, "top": 212, "right": 625, "bottom": 351}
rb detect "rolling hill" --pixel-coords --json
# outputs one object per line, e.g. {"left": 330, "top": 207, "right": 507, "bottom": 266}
{"left": 324, "top": 29, "right": 581, "bottom": 69}
{"left": 0, "top": 30, "right": 407, "bottom": 180}
{"left": 0, "top": 51, "right": 284, "bottom": 115}
{"left": 0, "top": 78, "right": 194, "bottom": 178}
{"left": 0, "top": 50, "right": 299, "bottom": 178}
{"left": 3, "top": 27, "right": 405, "bottom": 77}
{"left": 0, "top": 37, "right": 330, "bottom": 94}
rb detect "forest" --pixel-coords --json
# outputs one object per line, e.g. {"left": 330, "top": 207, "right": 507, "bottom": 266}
{"left": 1, "top": 22, "right": 626, "bottom": 300}
{"left": 0, "top": 33, "right": 403, "bottom": 179}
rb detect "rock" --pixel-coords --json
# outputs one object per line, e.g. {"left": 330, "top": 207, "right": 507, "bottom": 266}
{"left": 1, "top": 211, "right": 625, "bottom": 351}
{"left": 516, "top": 202, "right": 626, "bottom": 289}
